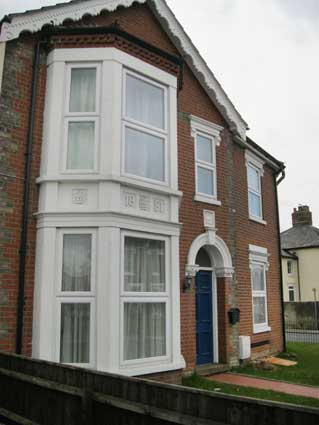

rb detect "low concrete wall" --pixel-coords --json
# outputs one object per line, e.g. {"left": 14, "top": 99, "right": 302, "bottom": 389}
{"left": 284, "top": 302, "right": 319, "bottom": 328}
{"left": 0, "top": 352, "right": 318, "bottom": 425}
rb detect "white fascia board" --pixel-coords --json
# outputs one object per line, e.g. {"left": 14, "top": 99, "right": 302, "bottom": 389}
{"left": 47, "top": 47, "right": 177, "bottom": 88}
{"left": 0, "top": 0, "right": 248, "bottom": 139}
{"left": 0, "top": 0, "right": 146, "bottom": 42}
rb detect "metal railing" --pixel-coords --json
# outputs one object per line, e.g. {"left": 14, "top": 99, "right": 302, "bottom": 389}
{"left": 285, "top": 319, "right": 319, "bottom": 344}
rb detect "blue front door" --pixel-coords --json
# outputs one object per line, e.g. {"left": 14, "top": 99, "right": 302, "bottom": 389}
{"left": 196, "top": 271, "right": 213, "bottom": 365}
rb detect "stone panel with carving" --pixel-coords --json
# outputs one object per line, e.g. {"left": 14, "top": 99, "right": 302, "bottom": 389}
{"left": 121, "top": 188, "right": 169, "bottom": 220}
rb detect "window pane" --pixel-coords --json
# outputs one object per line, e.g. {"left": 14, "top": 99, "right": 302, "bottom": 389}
{"left": 125, "top": 127, "right": 164, "bottom": 181}
{"left": 289, "top": 288, "right": 295, "bottom": 302}
{"left": 67, "top": 122, "right": 95, "bottom": 170}
{"left": 197, "top": 134, "right": 213, "bottom": 163}
{"left": 126, "top": 74, "right": 164, "bottom": 129}
{"left": 124, "top": 303, "right": 166, "bottom": 360}
{"left": 248, "top": 165, "right": 260, "bottom": 192}
{"left": 253, "top": 297, "right": 266, "bottom": 324}
{"left": 70, "top": 68, "right": 96, "bottom": 113}
{"left": 62, "top": 234, "right": 92, "bottom": 292}
{"left": 60, "top": 303, "right": 90, "bottom": 363}
{"left": 125, "top": 237, "right": 165, "bottom": 292}
{"left": 197, "top": 166, "right": 214, "bottom": 196}
{"left": 249, "top": 191, "right": 262, "bottom": 218}
{"left": 252, "top": 265, "right": 265, "bottom": 291}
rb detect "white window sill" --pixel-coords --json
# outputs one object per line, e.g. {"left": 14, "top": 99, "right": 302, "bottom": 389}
{"left": 194, "top": 194, "right": 221, "bottom": 206}
{"left": 249, "top": 216, "right": 267, "bottom": 226}
{"left": 116, "top": 356, "right": 186, "bottom": 377}
{"left": 253, "top": 325, "right": 271, "bottom": 335}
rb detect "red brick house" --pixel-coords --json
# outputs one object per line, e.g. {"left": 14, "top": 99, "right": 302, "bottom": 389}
{"left": 0, "top": 0, "right": 285, "bottom": 380}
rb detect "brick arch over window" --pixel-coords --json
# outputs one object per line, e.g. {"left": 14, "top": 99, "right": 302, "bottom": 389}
{"left": 186, "top": 232, "right": 234, "bottom": 278}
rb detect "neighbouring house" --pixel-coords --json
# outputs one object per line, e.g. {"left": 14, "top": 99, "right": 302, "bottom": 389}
{"left": 281, "top": 205, "right": 319, "bottom": 303}
{"left": 0, "top": 0, "right": 285, "bottom": 381}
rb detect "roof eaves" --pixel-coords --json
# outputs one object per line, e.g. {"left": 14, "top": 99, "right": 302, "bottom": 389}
{"left": 0, "top": 0, "right": 248, "bottom": 139}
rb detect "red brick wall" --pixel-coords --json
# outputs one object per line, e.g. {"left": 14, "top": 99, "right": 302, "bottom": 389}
{"left": 0, "top": 3, "right": 283, "bottom": 367}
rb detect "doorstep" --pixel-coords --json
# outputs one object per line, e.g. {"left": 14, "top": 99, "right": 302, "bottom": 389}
{"left": 195, "top": 363, "right": 229, "bottom": 377}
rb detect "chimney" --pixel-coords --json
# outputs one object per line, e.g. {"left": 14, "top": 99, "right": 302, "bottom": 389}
{"left": 292, "top": 205, "right": 313, "bottom": 226}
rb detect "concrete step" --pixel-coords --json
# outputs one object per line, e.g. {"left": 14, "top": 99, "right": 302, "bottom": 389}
{"left": 196, "top": 363, "right": 229, "bottom": 377}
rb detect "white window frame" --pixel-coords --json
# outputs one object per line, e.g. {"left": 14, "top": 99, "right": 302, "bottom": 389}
{"left": 287, "top": 261, "right": 292, "bottom": 275}
{"left": 55, "top": 228, "right": 97, "bottom": 368}
{"left": 249, "top": 244, "right": 271, "bottom": 334}
{"left": 288, "top": 285, "right": 295, "bottom": 302}
{"left": 122, "top": 69, "right": 169, "bottom": 186}
{"left": 190, "top": 115, "right": 222, "bottom": 206}
{"left": 245, "top": 151, "right": 266, "bottom": 225}
{"left": 120, "top": 231, "right": 170, "bottom": 368}
{"left": 62, "top": 63, "right": 101, "bottom": 174}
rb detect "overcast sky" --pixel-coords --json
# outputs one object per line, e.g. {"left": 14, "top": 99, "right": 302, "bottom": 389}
{"left": 1, "top": 0, "right": 318, "bottom": 230}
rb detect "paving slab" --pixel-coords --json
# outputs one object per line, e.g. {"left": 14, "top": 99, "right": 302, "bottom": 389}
{"left": 209, "top": 373, "right": 319, "bottom": 399}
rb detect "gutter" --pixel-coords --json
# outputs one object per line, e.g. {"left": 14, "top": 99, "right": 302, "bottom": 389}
{"left": 233, "top": 134, "right": 283, "bottom": 172}
{"left": 16, "top": 40, "right": 41, "bottom": 355}
{"left": 274, "top": 167, "right": 287, "bottom": 352}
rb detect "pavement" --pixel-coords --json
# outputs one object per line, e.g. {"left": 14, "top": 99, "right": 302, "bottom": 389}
{"left": 209, "top": 373, "right": 319, "bottom": 399}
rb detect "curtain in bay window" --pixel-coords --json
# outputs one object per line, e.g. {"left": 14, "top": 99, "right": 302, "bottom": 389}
{"left": 126, "top": 74, "right": 164, "bottom": 129}
{"left": 60, "top": 303, "right": 90, "bottom": 363}
{"left": 125, "top": 127, "right": 164, "bottom": 181}
{"left": 124, "top": 303, "right": 166, "bottom": 361}
{"left": 69, "top": 68, "right": 96, "bottom": 113}
{"left": 67, "top": 121, "right": 95, "bottom": 170}
{"left": 62, "top": 234, "right": 92, "bottom": 292}
{"left": 124, "top": 237, "right": 165, "bottom": 292}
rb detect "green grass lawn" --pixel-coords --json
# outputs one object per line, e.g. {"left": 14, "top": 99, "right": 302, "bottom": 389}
{"left": 233, "top": 342, "right": 319, "bottom": 387}
{"left": 183, "top": 374, "right": 319, "bottom": 409}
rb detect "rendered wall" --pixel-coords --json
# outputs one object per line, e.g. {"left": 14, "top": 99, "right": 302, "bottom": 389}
{"left": 282, "top": 257, "right": 300, "bottom": 301}
{"left": 297, "top": 248, "right": 319, "bottom": 301}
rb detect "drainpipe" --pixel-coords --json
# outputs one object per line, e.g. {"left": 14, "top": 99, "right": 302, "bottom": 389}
{"left": 274, "top": 167, "right": 287, "bottom": 352}
{"left": 16, "top": 40, "right": 41, "bottom": 355}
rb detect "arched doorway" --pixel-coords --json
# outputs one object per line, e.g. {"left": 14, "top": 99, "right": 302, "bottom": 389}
{"left": 186, "top": 230, "right": 234, "bottom": 366}
{"left": 195, "top": 247, "right": 218, "bottom": 365}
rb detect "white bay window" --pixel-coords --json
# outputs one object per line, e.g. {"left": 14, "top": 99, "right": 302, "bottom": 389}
{"left": 64, "top": 64, "right": 100, "bottom": 172}
{"left": 123, "top": 71, "right": 168, "bottom": 184}
{"left": 57, "top": 231, "right": 96, "bottom": 367}
{"left": 121, "top": 234, "right": 169, "bottom": 364}
{"left": 35, "top": 48, "right": 183, "bottom": 376}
